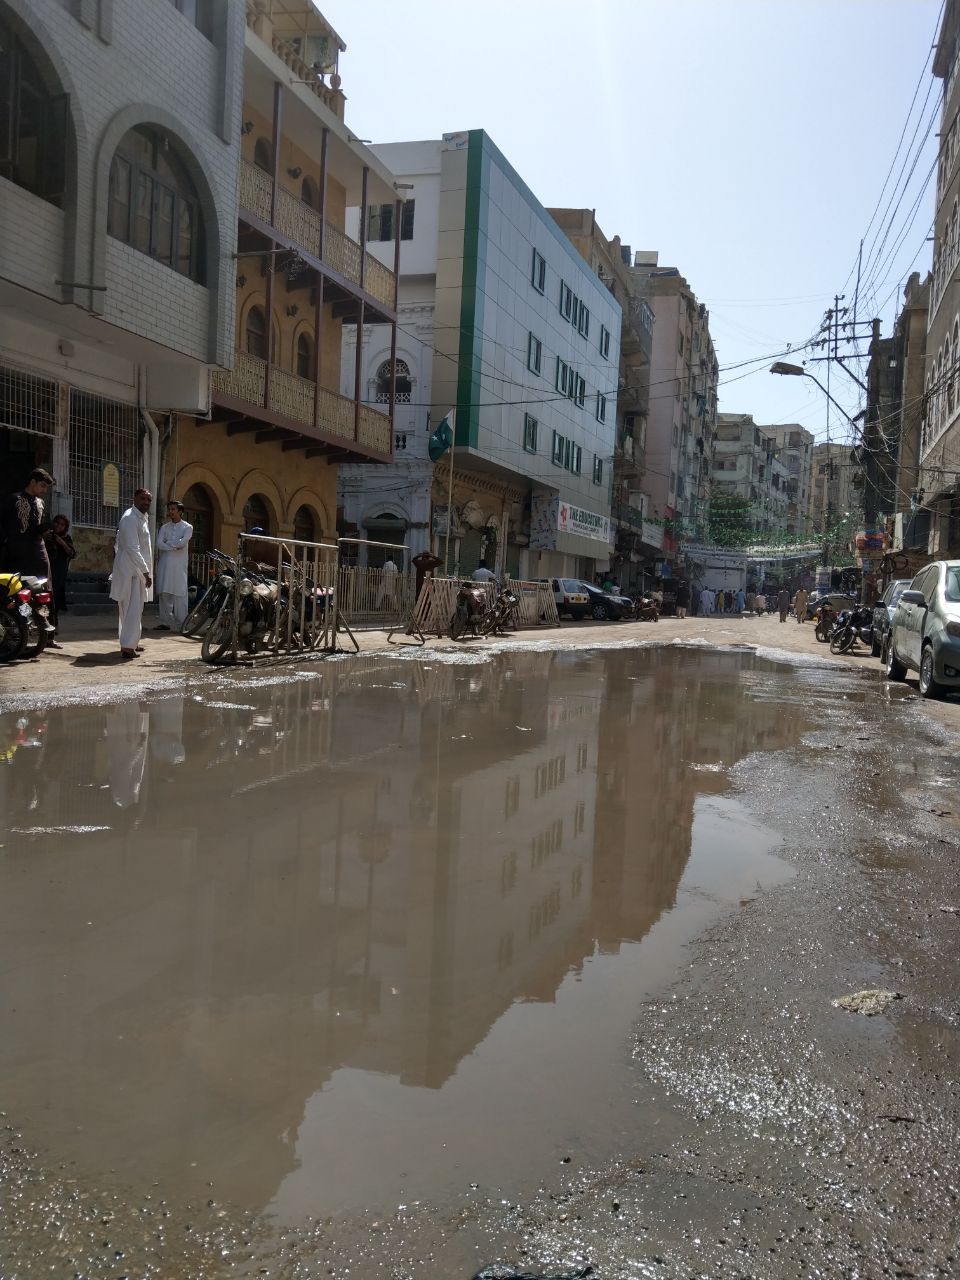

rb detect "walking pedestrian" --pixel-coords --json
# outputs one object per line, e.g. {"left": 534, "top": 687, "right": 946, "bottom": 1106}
{"left": 109, "top": 489, "right": 153, "bottom": 659}
{"left": 699, "top": 585, "right": 712, "bottom": 616}
{"left": 716, "top": 588, "right": 725, "bottom": 613}
{"left": 777, "top": 587, "right": 790, "bottom": 623}
{"left": 675, "top": 579, "right": 690, "bottom": 619}
{"left": 793, "top": 586, "right": 809, "bottom": 623}
{"left": 376, "top": 554, "right": 399, "bottom": 608}
{"left": 472, "top": 559, "right": 497, "bottom": 582}
{"left": 735, "top": 586, "right": 746, "bottom": 613}
{"left": 154, "top": 500, "right": 193, "bottom": 632}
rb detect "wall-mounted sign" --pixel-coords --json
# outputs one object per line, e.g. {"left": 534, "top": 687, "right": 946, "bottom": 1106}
{"left": 558, "top": 502, "right": 610, "bottom": 543}
{"left": 641, "top": 520, "right": 663, "bottom": 549}
{"left": 102, "top": 462, "right": 120, "bottom": 509}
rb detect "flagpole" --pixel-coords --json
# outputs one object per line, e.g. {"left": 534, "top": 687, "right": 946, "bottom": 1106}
{"left": 444, "top": 408, "right": 456, "bottom": 574}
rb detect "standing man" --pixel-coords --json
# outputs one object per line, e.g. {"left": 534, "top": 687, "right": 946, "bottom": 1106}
{"left": 793, "top": 585, "right": 809, "bottom": 624}
{"left": 411, "top": 549, "right": 442, "bottom": 600}
{"left": 675, "top": 579, "right": 689, "bottom": 619}
{"left": 699, "top": 584, "right": 712, "bottom": 616}
{"left": 0, "top": 467, "right": 54, "bottom": 579}
{"left": 735, "top": 585, "right": 746, "bottom": 613}
{"left": 110, "top": 489, "right": 153, "bottom": 659}
{"left": 154, "top": 499, "right": 193, "bottom": 632}
{"left": 776, "top": 586, "right": 790, "bottom": 623}
{"left": 472, "top": 559, "right": 497, "bottom": 582}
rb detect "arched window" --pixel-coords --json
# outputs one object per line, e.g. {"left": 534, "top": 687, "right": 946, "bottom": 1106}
{"left": 946, "top": 338, "right": 954, "bottom": 419}
{"left": 183, "top": 483, "right": 215, "bottom": 555}
{"left": 245, "top": 305, "right": 267, "bottom": 359}
{"left": 254, "top": 137, "right": 272, "bottom": 173}
{"left": 375, "top": 359, "right": 412, "bottom": 403}
{"left": 301, "top": 176, "right": 319, "bottom": 209}
{"left": 293, "top": 505, "right": 316, "bottom": 543}
{"left": 107, "top": 126, "right": 204, "bottom": 282}
{"left": 243, "top": 494, "right": 270, "bottom": 533}
{"left": 0, "top": 17, "right": 67, "bottom": 205}
{"left": 296, "top": 332, "right": 314, "bottom": 379}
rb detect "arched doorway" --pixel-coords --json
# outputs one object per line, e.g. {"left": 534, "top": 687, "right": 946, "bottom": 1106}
{"left": 293, "top": 504, "right": 316, "bottom": 543}
{"left": 182, "top": 483, "right": 215, "bottom": 554}
{"left": 243, "top": 493, "right": 271, "bottom": 533}
{"left": 364, "top": 511, "right": 406, "bottom": 567}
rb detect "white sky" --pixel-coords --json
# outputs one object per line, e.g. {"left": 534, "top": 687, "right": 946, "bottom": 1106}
{"left": 322, "top": 0, "right": 942, "bottom": 443}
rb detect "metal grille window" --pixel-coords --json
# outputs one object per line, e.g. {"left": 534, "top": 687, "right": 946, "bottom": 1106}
{"left": 375, "top": 359, "right": 411, "bottom": 403}
{"left": 0, "top": 363, "right": 58, "bottom": 436}
{"left": 68, "top": 391, "right": 140, "bottom": 529}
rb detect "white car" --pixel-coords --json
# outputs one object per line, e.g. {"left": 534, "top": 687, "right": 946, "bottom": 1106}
{"left": 886, "top": 560, "right": 960, "bottom": 698}
{"left": 542, "top": 578, "right": 590, "bottom": 619}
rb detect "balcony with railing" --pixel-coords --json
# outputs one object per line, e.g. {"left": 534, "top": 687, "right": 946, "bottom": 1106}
{"left": 211, "top": 351, "right": 392, "bottom": 459}
{"left": 239, "top": 160, "right": 397, "bottom": 311}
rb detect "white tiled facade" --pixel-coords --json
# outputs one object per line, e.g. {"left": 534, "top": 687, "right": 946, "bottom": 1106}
{"left": 0, "top": 0, "right": 242, "bottom": 559}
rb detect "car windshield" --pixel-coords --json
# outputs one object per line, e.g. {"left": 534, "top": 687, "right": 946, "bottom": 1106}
{"left": 558, "top": 579, "right": 581, "bottom": 592}
{"left": 945, "top": 566, "right": 960, "bottom": 602}
{"left": 888, "top": 581, "right": 909, "bottom": 605}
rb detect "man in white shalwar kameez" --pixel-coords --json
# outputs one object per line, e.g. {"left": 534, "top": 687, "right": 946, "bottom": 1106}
{"left": 109, "top": 489, "right": 153, "bottom": 658}
{"left": 154, "top": 500, "right": 193, "bottom": 631}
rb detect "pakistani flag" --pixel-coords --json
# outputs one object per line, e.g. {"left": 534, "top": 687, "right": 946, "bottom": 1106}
{"left": 428, "top": 409, "right": 455, "bottom": 462}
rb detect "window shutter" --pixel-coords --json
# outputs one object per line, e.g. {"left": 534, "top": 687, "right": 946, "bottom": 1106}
{"left": 39, "top": 93, "right": 68, "bottom": 202}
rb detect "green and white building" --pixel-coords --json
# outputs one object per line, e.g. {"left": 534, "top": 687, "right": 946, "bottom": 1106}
{"left": 344, "top": 130, "right": 621, "bottom": 580}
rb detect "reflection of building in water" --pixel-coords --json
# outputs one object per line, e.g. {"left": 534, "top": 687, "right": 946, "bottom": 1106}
{"left": 0, "top": 648, "right": 806, "bottom": 1216}
{"left": 591, "top": 648, "right": 806, "bottom": 950}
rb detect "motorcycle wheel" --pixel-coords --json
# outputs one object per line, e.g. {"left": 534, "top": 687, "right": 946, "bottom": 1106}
{"left": 0, "top": 611, "right": 28, "bottom": 663}
{"left": 20, "top": 620, "right": 50, "bottom": 661}
{"left": 478, "top": 608, "right": 501, "bottom": 636}
{"left": 182, "top": 588, "right": 220, "bottom": 638}
{"left": 829, "top": 627, "right": 855, "bottom": 655}
{"left": 201, "top": 595, "right": 235, "bottom": 662}
{"left": 870, "top": 632, "right": 881, "bottom": 657}
{"left": 449, "top": 604, "right": 469, "bottom": 640}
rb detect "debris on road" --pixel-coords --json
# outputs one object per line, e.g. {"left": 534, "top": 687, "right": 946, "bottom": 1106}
{"left": 832, "top": 989, "right": 903, "bottom": 1015}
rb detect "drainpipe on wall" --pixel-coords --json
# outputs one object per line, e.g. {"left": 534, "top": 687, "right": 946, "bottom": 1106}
{"left": 137, "top": 384, "right": 160, "bottom": 553}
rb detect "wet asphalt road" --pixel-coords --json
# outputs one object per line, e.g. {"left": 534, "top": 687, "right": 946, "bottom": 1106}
{"left": 0, "top": 638, "right": 958, "bottom": 1279}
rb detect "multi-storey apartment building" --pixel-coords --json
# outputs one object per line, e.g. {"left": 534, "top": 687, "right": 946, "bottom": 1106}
{"left": 166, "top": 2, "right": 400, "bottom": 563}
{"left": 547, "top": 212, "right": 658, "bottom": 590}
{"left": 0, "top": 0, "right": 243, "bottom": 568}
{"left": 922, "top": 0, "right": 960, "bottom": 556}
{"left": 713, "top": 413, "right": 792, "bottom": 540}
{"left": 809, "top": 441, "right": 863, "bottom": 536}
{"left": 761, "top": 424, "right": 815, "bottom": 535}
{"left": 631, "top": 254, "right": 718, "bottom": 549}
{"left": 343, "top": 132, "right": 622, "bottom": 581}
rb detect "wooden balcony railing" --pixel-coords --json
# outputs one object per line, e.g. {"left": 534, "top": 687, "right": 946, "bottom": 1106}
{"left": 211, "top": 351, "right": 391, "bottom": 457}
{"left": 239, "top": 160, "right": 397, "bottom": 310}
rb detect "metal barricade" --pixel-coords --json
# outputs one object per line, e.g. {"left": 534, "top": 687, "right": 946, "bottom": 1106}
{"left": 219, "top": 532, "right": 339, "bottom": 664}
{"left": 335, "top": 538, "right": 422, "bottom": 646}
{"left": 410, "top": 576, "right": 558, "bottom": 636}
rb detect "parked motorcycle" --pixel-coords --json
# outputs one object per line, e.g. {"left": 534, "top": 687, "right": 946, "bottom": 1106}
{"left": 0, "top": 572, "right": 32, "bottom": 662}
{"left": 201, "top": 564, "right": 282, "bottom": 662}
{"left": 182, "top": 550, "right": 237, "bottom": 638}
{"left": 829, "top": 605, "right": 874, "bottom": 655}
{"left": 0, "top": 573, "right": 54, "bottom": 661}
{"left": 448, "top": 581, "right": 519, "bottom": 639}
{"left": 814, "top": 602, "right": 837, "bottom": 643}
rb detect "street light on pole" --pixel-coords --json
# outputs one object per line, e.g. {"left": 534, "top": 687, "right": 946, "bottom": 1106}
{"left": 769, "top": 361, "right": 859, "bottom": 569}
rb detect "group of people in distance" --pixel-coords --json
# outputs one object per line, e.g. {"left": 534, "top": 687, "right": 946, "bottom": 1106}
{"left": 0, "top": 470, "right": 193, "bottom": 660}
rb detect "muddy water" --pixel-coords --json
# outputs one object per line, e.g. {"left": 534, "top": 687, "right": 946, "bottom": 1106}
{"left": 1, "top": 647, "right": 828, "bottom": 1263}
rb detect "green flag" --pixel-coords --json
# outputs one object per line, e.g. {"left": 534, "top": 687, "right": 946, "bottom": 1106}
{"left": 428, "top": 410, "right": 455, "bottom": 462}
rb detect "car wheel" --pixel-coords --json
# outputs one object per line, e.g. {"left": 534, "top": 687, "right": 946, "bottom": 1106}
{"left": 870, "top": 631, "right": 881, "bottom": 657}
{"left": 886, "top": 637, "right": 908, "bottom": 682}
{"left": 918, "top": 645, "right": 944, "bottom": 699}
{"left": 591, "top": 602, "right": 610, "bottom": 620}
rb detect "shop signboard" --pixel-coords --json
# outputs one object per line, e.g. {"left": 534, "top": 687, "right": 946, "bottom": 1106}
{"left": 557, "top": 502, "right": 610, "bottom": 543}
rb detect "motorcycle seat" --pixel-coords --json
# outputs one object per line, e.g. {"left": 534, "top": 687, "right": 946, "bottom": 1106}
{"left": 19, "top": 576, "right": 48, "bottom": 589}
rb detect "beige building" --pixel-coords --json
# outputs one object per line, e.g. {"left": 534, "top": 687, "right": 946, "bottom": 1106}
{"left": 922, "top": 1, "right": 960, "bottom": 556}
{"left": 761, "top": 424, "right": 815, "bottom": 535}
{"left": 809, "top": 442, "right": 862, "bottom": 538}
{"left": 713, "top": 413, "right": 791, "bottom": 540}
{"left": 631, "top": 254, "right": 719, "bottom": 548}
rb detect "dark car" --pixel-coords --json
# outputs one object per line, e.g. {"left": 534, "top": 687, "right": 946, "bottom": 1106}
{"left": 871, "top": 579, "right": 911, "bottom": 658}
{"left": 579, "top": 581, "right": 634, "bottom": 621}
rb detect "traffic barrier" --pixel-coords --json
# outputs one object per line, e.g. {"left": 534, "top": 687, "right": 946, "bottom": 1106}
{"left": 412, "top": 576, "right": 559, "bottom": 636}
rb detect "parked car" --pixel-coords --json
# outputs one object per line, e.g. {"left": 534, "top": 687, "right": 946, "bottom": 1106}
{"left": 578, "top": 581, "right": 634, "bottom": 621}
{"left": 886, "top": 560, "right": 960, "bottom": 698}
{"left": 871, "top": 578, "right": 912, "bottom": 658}
{"left": 541, "top": 577, "right": 590, "bottom": 620}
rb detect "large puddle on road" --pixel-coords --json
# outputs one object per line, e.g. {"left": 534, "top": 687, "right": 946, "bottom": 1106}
{"left": 0, "top": 647, "right": 825, "bottom": 1236}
